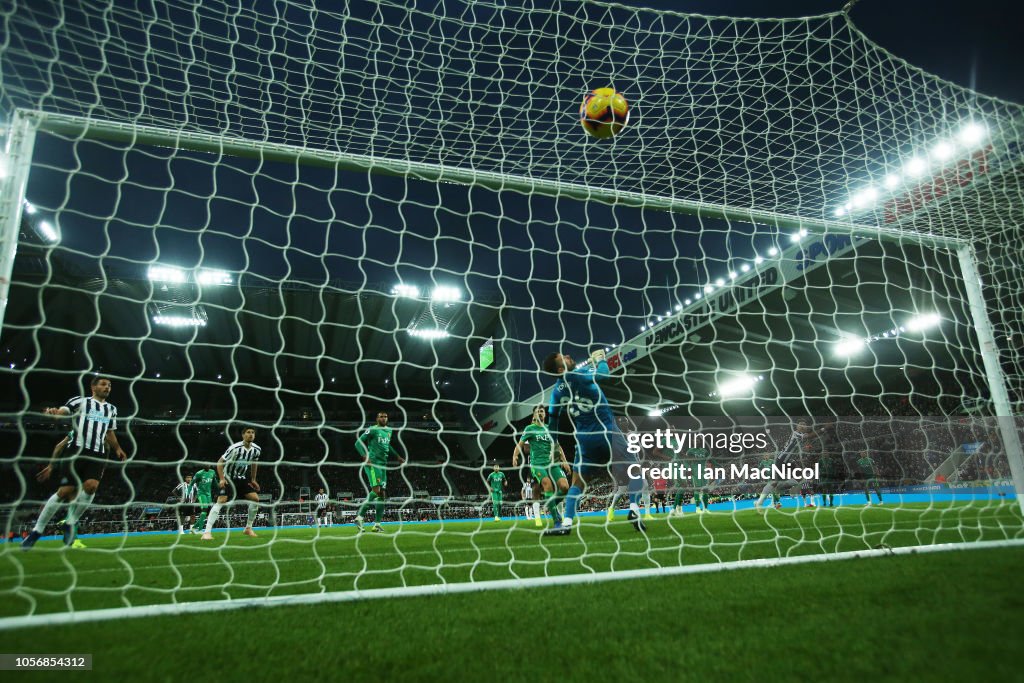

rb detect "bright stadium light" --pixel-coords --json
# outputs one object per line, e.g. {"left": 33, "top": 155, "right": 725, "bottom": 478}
{"left": 931, "top": 141, "right": 954, "bottom": 161}
{"left": 715, "top": 278, "right": 725, "bottom": 287}
{"left": 684, "top": 299, "right": 692, "bottom": 305}
{"left": 674, "top": 304, "right": 682, "bottom": 311}
{"left": 148, "top": 266, "right": 187, "bottom": 283}
{"left": 884, "top": 174, "right": 901, "bottom": 189}
{"left": 407, "top": 328, "right": 449, "bottom": 339}
{"left": 904, "top": 157, "right": 927, "bottom": 177}
{"left": 648, "top": 409, "right": 663, "bottom": 417}
{"left": 754, "top": 256, "right": 764, "bottom": 264}
{"left": 906, "top": 312, "right": 941, "bottom": 332}
{"left": 196, "top": 269, "right": 233, "bottom": 286}
{"left": 740, "top": 264, "right": 750, "bottom": 273}
{"left": 728, "top": 271, "right": 737, "bottom": 280}
{"left": 717, "top": 374, "right": 757, "bottom": 399}
{"left": 152, "top": 315, "right": 206, "bottom": 328}
{"left": 834, "top": 207, "right": 846, "bottom": 217}
{"left": 430, "top": 285, "right": 461, "bottom": 302}
{"left": 391, "top": 283, "right": 420, "bottom": 298}
{"left": 23, "top": 201, "right": 36, "bottom": 215}
{"left": 767, "top": 247, "right": 778, "bottom": 256}
{"left": 958, "top": 122, "right": 986, "bottom": 146}
{"left": 704, "top": 285, "right": 713, "bottom": 294}
{"left": 834, "top": 337, "right": 866, "bottom": 357}
{"left": 37, "top": 220, "right": 58, "bottom": 243}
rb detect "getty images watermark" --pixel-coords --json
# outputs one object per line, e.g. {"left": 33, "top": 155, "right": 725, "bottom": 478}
{"left": 623, "top": 424, "right": 820, "bottom": 482}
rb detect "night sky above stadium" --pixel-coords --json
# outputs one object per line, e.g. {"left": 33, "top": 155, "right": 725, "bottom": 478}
{"left": 6, "top": 0, "right": 1021, "bottom": 411}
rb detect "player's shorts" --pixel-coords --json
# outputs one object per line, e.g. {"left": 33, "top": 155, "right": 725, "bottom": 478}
{"left": 531, "top": 464, "right": 564, "bottom": 485}
{"left": 490, "top": 492, "right": 503, "bottom": 502}
{"left": 572, "top": 430, "right": 636, "bottom": 479}
{"left": 863, "top": 477, "right": 881, "bottom": 489}
{"left": 196, "top": 493, "right": 212, "bottom": 506}
{"left": 217, "top": 478, "right": 256, "bottom": 500}
{"left": 317, "top": 506, "right": 329, "bottom": 518}
{"left": 55, "top": 449, "right": 107, "bottom": 486}
{"left": 363, "top": 464, "right": 387, "bottom": 489}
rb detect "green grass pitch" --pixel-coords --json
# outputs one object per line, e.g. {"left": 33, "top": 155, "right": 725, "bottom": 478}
{"left": 1, "top": 502, "right": 1021, "bottom": 681}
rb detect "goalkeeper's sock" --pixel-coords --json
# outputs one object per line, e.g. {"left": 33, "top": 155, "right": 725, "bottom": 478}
{"left": 357, "top": 492, "right": 377, "bottom": 518}
{"left": 374, "top": 498, "right": 384, "bottom": 522}
{"left": 65, "top": 491, "right": 95, "bottom": 526}
{"left": 565, "top": 485, "right": 582, "bottom": 520}
{"left": 33, "top": 494, "right": 64, "bottom": 534}
{"left": 246, "top": 502, "right": 258, "bottom": 528}
{"left": 205, "top": 503, "right": 224, "bottom": 533}
{"left": 627, "top": 476, "right": 643, "bottom": 507}
{"left": 532, "top": 501, "right": 541, "bottom": 520}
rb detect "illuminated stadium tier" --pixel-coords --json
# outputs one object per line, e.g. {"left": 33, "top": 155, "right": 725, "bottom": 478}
{"left": 0, "top": 1, "right": 1022, "bottom": 628}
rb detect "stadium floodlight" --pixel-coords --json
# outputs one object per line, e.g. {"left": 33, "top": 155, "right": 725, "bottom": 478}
{"left": 884, "top": 174, "right": 901, "bottom": 189}
{"left": 430, "top": 285, "right": 461, "bottom": 302}
{"left": 147, "top": 265, "right": 187, "bottom": 283}
{"left": 407, "top": 328, "right": 449, "bottom": 339}
{"left": 834, "top": 337, "right": 866, "bottom": 357}
{"left": 931, "top": 141, "right": 954, "bottom": 161}
{"left": 958, "top": 122, "right": 986, "bottom": 146}
{"left": 23, "top": 200, "right": 36, "bottom": 214}
{"left": 717, "top": 374, "right": 757, "bottom": 399}
{"left": 657, "top": 316, "right": 664, "bottom": 322}
{"left": 196, "top": 269, "right": 232, "bottom": 286}
{"left": 684, "top": 298, "right": 691, "bottom": 305}
{"left": 694, "top": 293, "right": 702, "bottom": 300}
{"left": 391, "top": 283, "right": 420, "bottom": 298}
{"left": 37, "top": 220, "right": 57, "bottom": 243}
{"left": 904, "top": 157, "right": 927, "bottom": 177}
{"left": 152, "top": 314, "right": 206, "bottom": 328}
{"left": 715, "top": 278, "right": 725, "bottom": 287}
{"left": 834, "top": 207, "right": 846, "bottom": 217}
{"left": 767, "top": 247, "right": 778, "bottom": 256}
{"left": 674, "top": 304, "right": 682, "bottom": 311}
{"left": 728, "top": 271, "right": 737, "bottom": 279}
{"left": 704, "top": 285, "right": 713, "bottom": 294}
{"left": 754, "top": 256, "right": 764, "bottom": 264}
{"left": 740, "top": 264, "right": 750, "bottom": 272}
{"left": 906, "top": 312, "right": 941, "bottom": 332}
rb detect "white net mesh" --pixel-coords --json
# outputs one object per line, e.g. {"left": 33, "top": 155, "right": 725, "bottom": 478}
{"left": 0, "top": 0, "right": 1022, "bottom": 624}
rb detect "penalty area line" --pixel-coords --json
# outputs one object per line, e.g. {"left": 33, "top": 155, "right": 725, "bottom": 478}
{"left": 1, "top": 537, "right": 1023, "bottom": 631}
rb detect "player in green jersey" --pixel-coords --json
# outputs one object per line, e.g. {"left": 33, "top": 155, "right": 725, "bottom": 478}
{"left": 191, "top": 467, "right": 217, "bottom": 533}
{"left": 512, "top": 406, "right": 570, "bottom": 528}
{"left": 355, "top": 411, "right": 406, "bottom": 532}
{"left": 487, "top": 464, "right": 507, "bottom": 521}
{"left": 683, "top": 448, "right": 711, "bottom": 514}
{"left": 857, "top": 450, "right": 883, "bottom": 505}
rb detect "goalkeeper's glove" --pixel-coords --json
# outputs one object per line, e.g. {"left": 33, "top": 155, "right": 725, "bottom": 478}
{"left": 590, "top": 349, "right": 606, "bottom": 365}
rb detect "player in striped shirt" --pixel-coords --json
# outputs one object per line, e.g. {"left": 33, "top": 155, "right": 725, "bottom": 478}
{"left": 172, "top": 474, "right": 197, "bottom": 534}
{"left": 201, "top": 427, "right": 262, "bottom": 540}
{"left": 23, "top": 376, "right": 128, "bottom": 550}
{"left": 520, "top": 479, "right": 538, "bottom": 523}
{"left": 755, "top": 421, "right": 811, "bottom": 513}
{"left": 314, "top": 488, "right": 330, "bottom": 527}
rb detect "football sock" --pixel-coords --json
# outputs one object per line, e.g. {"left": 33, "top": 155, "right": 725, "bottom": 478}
{"left": 33, "top": 494, "right": 63, "bottom": 534}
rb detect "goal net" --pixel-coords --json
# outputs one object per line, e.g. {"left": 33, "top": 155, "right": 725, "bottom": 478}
{"left": 1, "top": 0, "right": 1022, "bottom": 627}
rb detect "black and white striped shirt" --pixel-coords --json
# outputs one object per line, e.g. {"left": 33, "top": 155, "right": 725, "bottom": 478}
{"left": 64, "top": 396, "right": 117, "bottom": 454}
{"left": 774, "top": 430, "right": 805, "bottom": 465}
{"left": 222, "top": 441, "right": 261, "bottom": 479}
{"left": 173, "top": 481, "right": 197, "bottom": 503}
{"left": 314, "top": 492, "right": 328, "bottom": 509}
